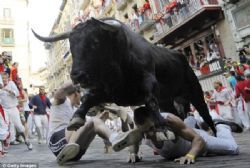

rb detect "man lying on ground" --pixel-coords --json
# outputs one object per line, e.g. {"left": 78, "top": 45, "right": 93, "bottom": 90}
{"left": 113, "top": 107, "right": 241, "bottom": 164}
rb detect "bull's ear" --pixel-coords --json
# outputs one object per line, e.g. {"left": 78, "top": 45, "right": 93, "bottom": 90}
{"left": 91, "top": 17, "right": 121, "bottom": 32}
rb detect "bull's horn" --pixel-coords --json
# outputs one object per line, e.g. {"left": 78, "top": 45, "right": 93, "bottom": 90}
{"left": 91, "top": 17, "right": 121, "bottom": 32}
{"left": 31, "top": 29, "right": 71, "bottom": 42}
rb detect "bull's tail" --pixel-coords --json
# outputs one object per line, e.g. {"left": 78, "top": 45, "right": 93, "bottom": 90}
{"left": 186, "top": 64, "right": 216, "bottom": 135}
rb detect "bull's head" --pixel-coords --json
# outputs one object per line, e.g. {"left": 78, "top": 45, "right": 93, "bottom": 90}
{"left": 32, "top": 18, "right": 123, "bottom": 89}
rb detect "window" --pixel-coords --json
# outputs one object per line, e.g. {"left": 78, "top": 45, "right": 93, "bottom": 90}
{"left": 2, "top": 51, "right": 12, "bottom": 61}
{"left": 1, "top": 28, "right": 14, "bottom": 45}
{"left": 233, "top": 4, "right": 250, "bottom": 30}
{"left": 3, "top": 8, "right": 11, "bottom": 18}
{"left": 182, "top": 33, "right": 223, "bottom": 77}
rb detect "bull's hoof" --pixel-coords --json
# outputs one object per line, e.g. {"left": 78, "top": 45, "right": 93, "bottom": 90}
{"left": 155, "top": 130, "right": 175, "bottom": 142}
{"left": 67, "top": 117, "right": 86, "bottom": 131}
{"left": 112, "top": 129, "right": 143, "bottom": 152}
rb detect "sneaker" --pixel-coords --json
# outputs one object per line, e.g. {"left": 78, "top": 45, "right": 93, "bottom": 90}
{"left": 214, "top": 119, "right": 243, "bottom": 133}
{"left": 16, "top": 136, "right": 24, "bottom": 143}
{"left": 57, "top": 143, "right": 80, "bottom": 165}
{"left": 38, "top": 139, "right": 42, "bottom": 144}
{"left": 25, "top": 142, "right": 33, "bottom": 150}
{"left": 112, "top": 129, "right": 143, "bottom": 152}
{"left": 0, "top": 151, "right": 5, "bottom": 157}
{"left": 10, "top": 140, "right": 20, "bottom": 145}
{"left": 67, "top": 117, "right": 86, "bottom": 131}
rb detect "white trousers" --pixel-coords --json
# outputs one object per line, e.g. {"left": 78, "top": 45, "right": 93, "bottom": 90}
{"left": 237, "top": 99, "right": 250, "bottom": 129}
{"left": 4, "top": 107, "right": 25, "bottom": 142}
{"left": 33, "top": 114, "right": 48, "bottom": 140}
{"left": 145, "top": 113, "right": 239, "bottom": 159}
{"left": 27, "top": 113, "right": 35, "bottom": 136}
{"left": 188, "top": 112, "right": 238, "bottom": 155}
{"left": 0, "top": 110, "right": 10, "bottom": 140}
{"left": 218, "top": 105, "right": 233, "bottom": 121}
{"left": 196, "top": 124, "right": 239, "bottom": 155}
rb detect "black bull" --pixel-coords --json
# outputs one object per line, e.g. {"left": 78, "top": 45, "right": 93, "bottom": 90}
{"left": 32, "top": 18, "right": 216, "bottom": 134}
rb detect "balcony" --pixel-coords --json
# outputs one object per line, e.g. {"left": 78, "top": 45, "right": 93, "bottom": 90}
{"left": 116, "top": 0, "right": 127, "bottom": 11}
{"left": 0, "top": 17, "right": 14, "bottom": 25}
{"left": 151, "top": 0, "right": 223, "bottom": 46}
{"left": 139, "top": 9, "right": 155, "bottom": 32}
{"left": 129, "top": 19, "right": 140, "bottom": 33}
{"left": 1, "top": 38, "right": 14, "bottom": 46}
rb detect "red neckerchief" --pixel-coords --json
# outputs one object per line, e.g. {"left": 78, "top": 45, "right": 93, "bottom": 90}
{"left": 19, "top": 90, "right": 25, "bottom": 99}
{"left": 39, "top": 94, "right": 46, "bottom": 103}
{"left": 0, "top": 105, "right": 6, "bottom": 122}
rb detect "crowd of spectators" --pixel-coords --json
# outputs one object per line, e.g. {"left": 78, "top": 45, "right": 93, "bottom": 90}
{"left": 201, "top": 47, "right": 250, "bottom": 132}
{"left": 0, "top": 51, "right": 52, "bottom": 157}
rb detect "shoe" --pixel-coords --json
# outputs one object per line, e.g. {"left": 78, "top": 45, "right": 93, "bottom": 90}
{"left": 243, "top": 128, "right": 250, "bottom": 133}
{"left": 10, "top": 140, "right": 20, "bottom": 145}
{"left": 0, "top": 151, "right": 5, "bottom": 157}
{"left": 2, "top": 148, "right": 8, "bottom": 154}
{"left": 67, "top": 117, "right": 86, "bottom": 131}
{"left": 112, "top": 129, "right": 143, "bottom": 152}
{"left": 38, "top": 139, "right": 42, "bottom": 144}
{"left": 214, "top": 119, "right": 243, "bottom": 133}
{"left": 57, "top": 143, "right": 80, "bottom": 165}
{"left": 25, "top": 142, "right": 33, "bottom": 150}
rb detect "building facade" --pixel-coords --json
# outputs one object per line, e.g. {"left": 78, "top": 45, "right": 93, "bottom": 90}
{"left": 223, "top": 0, "right": 250, "bottom": 50}
{"left": 46, "top": 0, "right": 250, "bottom": 91}
{"left": 29, "top": 67, "right": 48, "bottom": 94}
{"left": 0, "top": 0, "right": 31, "bottom": 88}
{"left": 45, "top": 0, "right": 79, "bottom": 92}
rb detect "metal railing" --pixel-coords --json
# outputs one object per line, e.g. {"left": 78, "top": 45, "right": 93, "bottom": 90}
{"left": 127, "top": 8, "right": 155, "bottom": 33}
{"left": 153, "top": 0, "right": 219, "bottom": 40}
{"left": 129, "top": 19, "right": 140, "bottom": 33}
{"left": 139, "top": 9, "right": 155, "bottom": 32}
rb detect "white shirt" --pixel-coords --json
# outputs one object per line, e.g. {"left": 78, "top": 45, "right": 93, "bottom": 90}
{"left": 0, "top": 81, "right": 19, "bottom": 109}
{"left": 212, "top": 88, "right": 232, "bottom": 103}
{"left": 48, "top": 98, "right": 75, "bottom": 139}
{"left": 23, "top": 99, "right": 30, "bottom": 111}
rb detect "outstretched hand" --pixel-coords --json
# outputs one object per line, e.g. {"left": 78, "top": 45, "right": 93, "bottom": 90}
{"left": 174, "top": 155, "right": 195, "bottom": 165}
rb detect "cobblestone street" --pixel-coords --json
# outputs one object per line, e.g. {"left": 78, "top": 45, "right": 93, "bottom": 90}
{"left": 1, "top": 132, "right": 250, "bottom": 168}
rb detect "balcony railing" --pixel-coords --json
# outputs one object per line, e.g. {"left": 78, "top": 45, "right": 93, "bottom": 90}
{"left": 129, "top": 19, "right": 140, "bottom": 33}
{"left": 0, "top": 17, "right": 14, "bottom": 25}
{"left": 116, "top": 0, "right": 127, "bottom": 11}
{"left": 1, "top": 38, "right": 14, "bottom": 46}
{"left": 153, "top": 0, "right": 219, "bottom": 41}
{"left": 139, "top": 9, "right": 155, "bottom": 32}
{"left": 127, "top": 8, "right": 155, "bottom": 33}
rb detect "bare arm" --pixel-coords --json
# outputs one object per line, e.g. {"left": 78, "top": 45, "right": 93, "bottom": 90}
{"left": 166, "top": 114, "right": 205, "bottom": 164}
